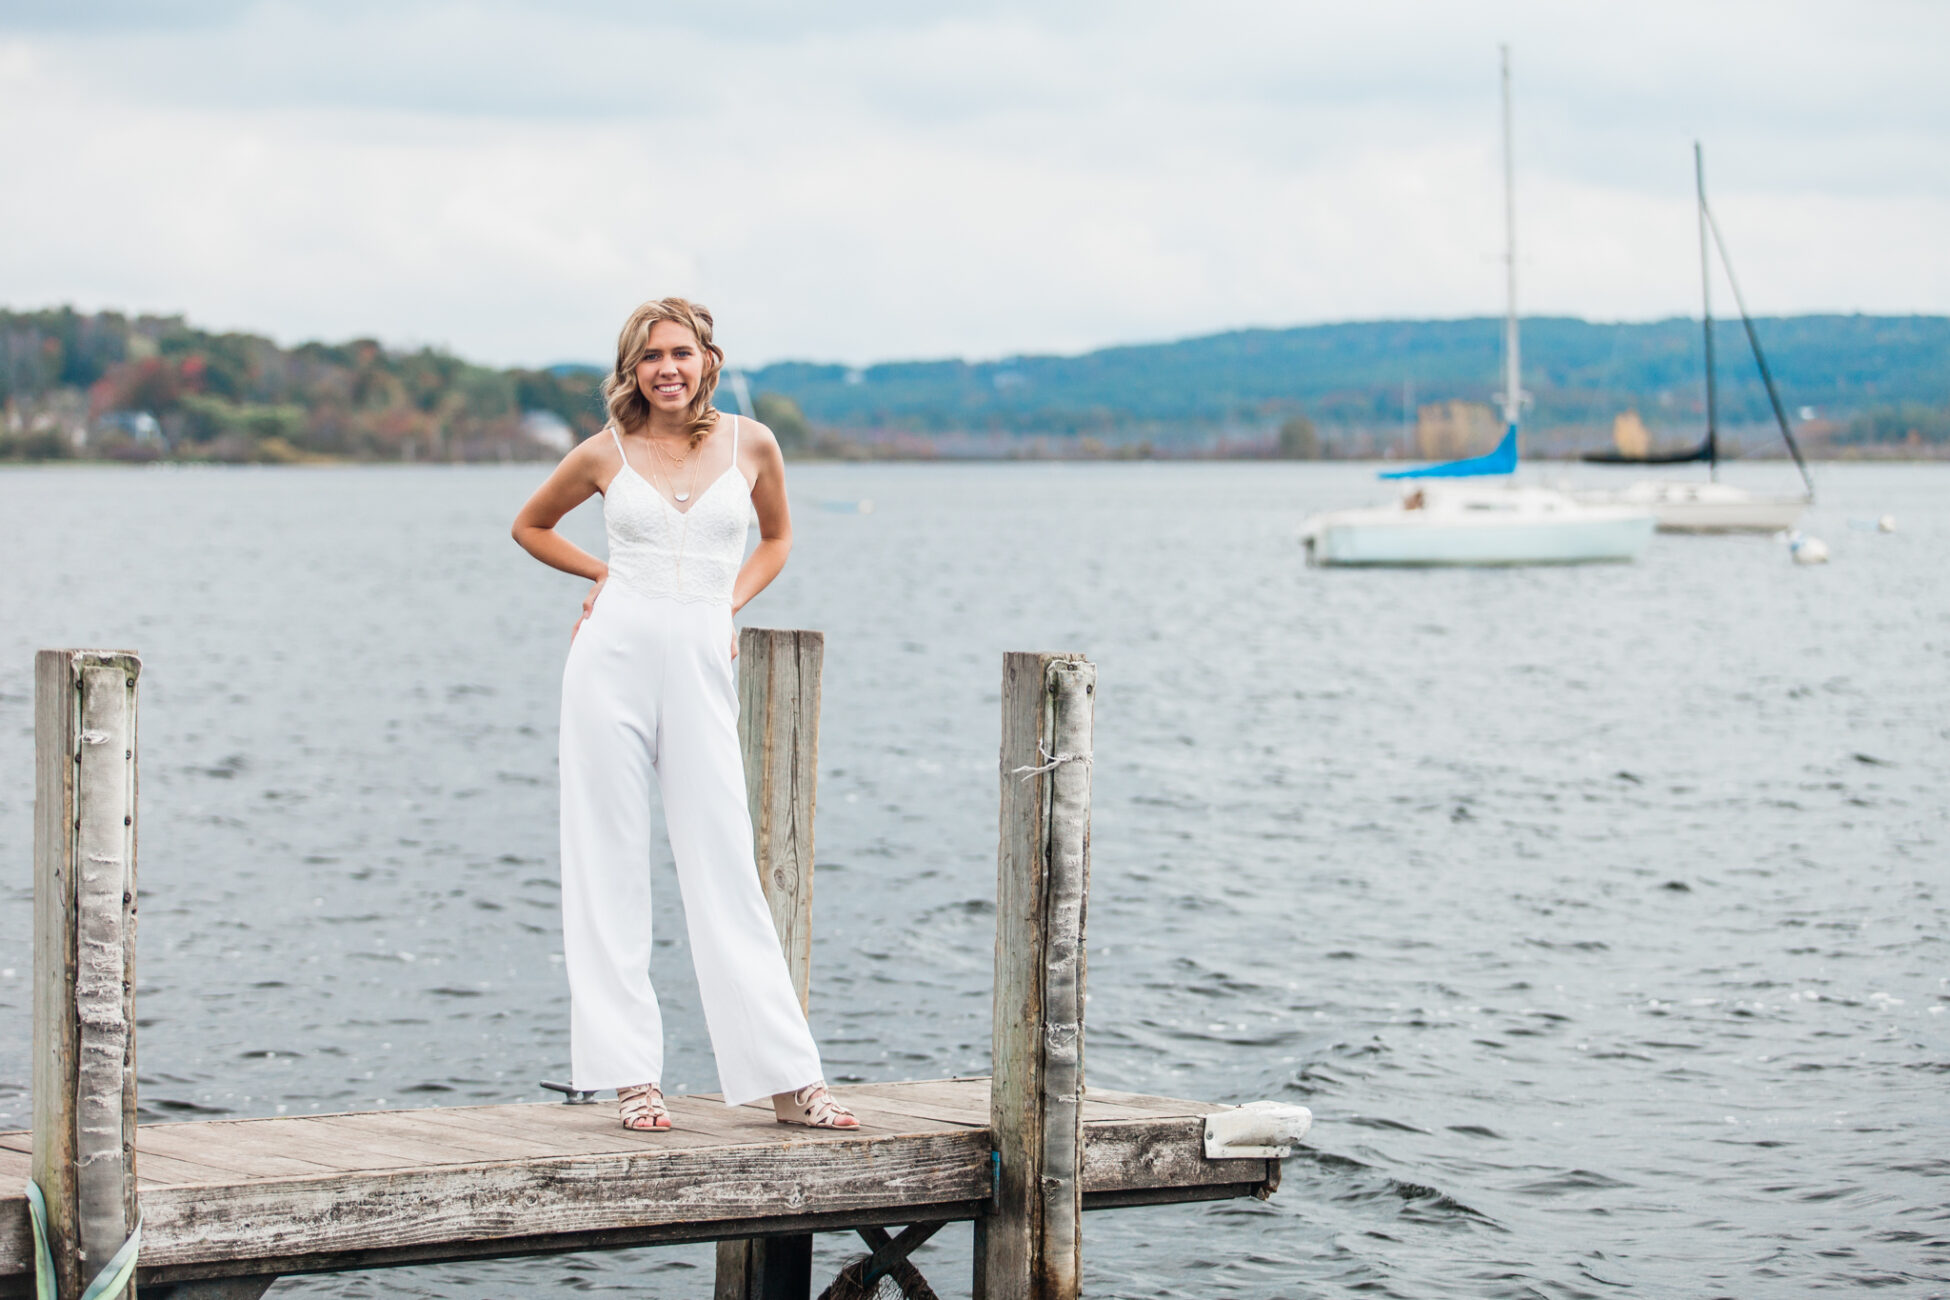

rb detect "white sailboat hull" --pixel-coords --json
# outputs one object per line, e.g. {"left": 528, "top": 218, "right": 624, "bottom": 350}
{"left": 1576, "top": 482, "right": 1807, "bottom": 533}
{"left": 1302, "top": 485, "right": 1656, "bottom": 567}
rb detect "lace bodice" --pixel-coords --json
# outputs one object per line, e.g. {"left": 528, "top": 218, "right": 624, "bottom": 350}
{"left": 602, "top": 417, "right": 750, "bottom": 605}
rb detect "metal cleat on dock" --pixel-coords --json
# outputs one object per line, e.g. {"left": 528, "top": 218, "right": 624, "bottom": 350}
{"left": 539, "top": 1080, "right": 599, "bottom": 1105}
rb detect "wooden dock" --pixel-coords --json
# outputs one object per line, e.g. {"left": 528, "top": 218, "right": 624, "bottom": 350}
{"left": 0, "top": 1080, "right": 1278, "bottom": 1295}
{"left": 14, "top": 643, "right": 1311, "bottom": 1299}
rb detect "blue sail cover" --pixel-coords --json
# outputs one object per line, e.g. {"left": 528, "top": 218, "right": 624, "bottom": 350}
{"left": 1379, "top": 426, "right": 1519, "bottom": 479}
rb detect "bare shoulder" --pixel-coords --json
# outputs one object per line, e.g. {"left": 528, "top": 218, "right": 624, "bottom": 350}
{"left": 733, "top": 414, "right": 783, "bottom": 454}
{"left": 562, "top": 425, "right": 619, "bottom": 484}
{"left": 732, "top": 414, "right": 786, "bottom": 472}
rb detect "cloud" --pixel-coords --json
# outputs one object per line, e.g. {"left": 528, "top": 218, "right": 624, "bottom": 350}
{"left": 2, "top": 1, "right": 1946, "bottom": 366}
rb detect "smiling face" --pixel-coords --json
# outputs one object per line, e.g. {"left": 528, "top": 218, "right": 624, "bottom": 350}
{"left": 634, "top": 319, "right": 706, "bottom": 415}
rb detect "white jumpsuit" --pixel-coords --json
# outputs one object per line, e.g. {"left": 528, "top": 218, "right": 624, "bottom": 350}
{"left": 558, "top": 416, "right": 825, "bottom": 1106}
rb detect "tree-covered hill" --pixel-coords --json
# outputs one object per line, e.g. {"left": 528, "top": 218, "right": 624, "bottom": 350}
{"left": 4, "top": 306, "right": 1944, "bottom": 460}
{"left": 1, "top": 307, "right": 604, "bottom": 462}
{"left": 745, "top": 314, "right": 1950, "bottom": 453}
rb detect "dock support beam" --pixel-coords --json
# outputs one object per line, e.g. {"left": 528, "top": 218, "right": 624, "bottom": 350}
{"left": 977, "top": 652, "right": 1096, "bottom": 1300}
{"left": 717, "top": 629, "right": 824, "bottom": 1300}
{"left": 34, "top": 650, "right": 143, "bottom": 1300}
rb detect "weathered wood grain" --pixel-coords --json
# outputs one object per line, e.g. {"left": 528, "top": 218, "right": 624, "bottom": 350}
{"left": 414, "top": 1100, "right": 712, "bottom": 1155}
{"left": 391, "top": 1104, "right": 706, "bottom": 1159}
{"left": 725, "top": 627, "right": 825, "bottom": 1300}
{"left": 980, "top": 652, "right": 1095, "bottom": 1300}
{"left": 0, "top": 1080, "right": 1275, "bottom": 1289}
{"left": 0, "top": 1149, "right": 27, "bottom": 1295}
{"left": 735, "top": 627, "right": 822, "bottom": 1013}
{"left": 328, "top": 1108, "right": 639, "bottom": 1163}
{"left": 129, "top": 1153, "right": 250, "bottom": 1190}
{"left": 1078, "top": 1117, "right": 1269, "bottom": 1194}
{"left": 132, "top": 1130, "right": 993, "bottom": 1269}
{"left": 840, "top": 1079, "right": 1241, "bottom": 1130}
{"left": 1078, "top": 1087, "right": 1227, "bottom": 1118}
{"left": 817, "top": 1081, "right": 990, "bottom": 1128}
{"left": 32, "top": 650, "right": 81, "bottom": 1300}
{"left": 129, "top": 1200, "right": 988, "bottom": 1292}
{"left": 134, "top": 1122, "right": 373, "bottom": 1180}
{"left": 34, "top": 650, "right": 143, "bottom": 1300}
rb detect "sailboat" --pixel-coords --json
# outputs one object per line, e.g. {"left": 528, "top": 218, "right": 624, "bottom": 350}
{"left": 1576, "top": 145, "right": 1814, "bottom": 532}
{"left": 1300, "top": 48, "right": 1655, "bottom": 568}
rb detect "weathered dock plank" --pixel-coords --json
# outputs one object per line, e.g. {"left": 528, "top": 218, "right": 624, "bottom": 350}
{"left": 0, "top": 1149, "right": 28, "bottom": 1292}
{"left": 134, "top": 1132, "right": 994, "bottom": 1269}
{"left": 0, "top": 1081, "right": 1273, "bottom": 1292}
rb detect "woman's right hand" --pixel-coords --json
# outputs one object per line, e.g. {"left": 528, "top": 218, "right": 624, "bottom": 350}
{"left": 572, "top": 574, "right": 608, "bottom": 641}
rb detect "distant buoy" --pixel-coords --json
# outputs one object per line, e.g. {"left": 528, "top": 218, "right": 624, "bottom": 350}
{"left": 1788, "top": 533, "right": 1830, "bottom": 566}
{"left": 1878, "top": 514, "right": 1896, "bottom": 533}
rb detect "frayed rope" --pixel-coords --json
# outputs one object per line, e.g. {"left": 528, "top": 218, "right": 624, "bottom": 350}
{"left": 1012, "top": 743, "right": 1093, "bottom": 781}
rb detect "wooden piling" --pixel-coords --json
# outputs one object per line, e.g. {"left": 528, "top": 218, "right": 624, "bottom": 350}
{"left": 977, "top": 652, "right": 1096, "bottom": 1300}
{"left": 734, "top": 627, "right": 823, "bottom": 1013}
{"left": 34, "top": 650, "right": 143, "bottom": 1300}
{"left": 717, "top": 628, "right": 825, "bottom": 1300}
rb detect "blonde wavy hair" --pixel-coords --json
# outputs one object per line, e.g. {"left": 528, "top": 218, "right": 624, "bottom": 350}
{"left": 601, "top": 297, "right": 725, "bottom": 445}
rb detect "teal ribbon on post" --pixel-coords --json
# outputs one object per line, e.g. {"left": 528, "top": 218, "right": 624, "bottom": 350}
{"left": 23, "top": 1182, "right": 143, "bottom": 1300}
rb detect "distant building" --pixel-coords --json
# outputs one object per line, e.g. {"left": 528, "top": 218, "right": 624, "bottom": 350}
{"left": 520, "top": 410, "right": 575, "bottom": 455}
{"left": 1611, "top": 409, "right": 1651, "bottom": 458}
{"left": 95, "top": 410, "right": 164, "bottom": 445}
{"left": 1415, "top": 400, "right": 1499, "bottom": 460}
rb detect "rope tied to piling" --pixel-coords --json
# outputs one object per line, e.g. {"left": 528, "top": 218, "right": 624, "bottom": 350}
{"left": 1012, "top": 743, "right": 1093, "bottom": 781}
{"left": 24, "top": 1180, "right": 143, "bottom": 1300}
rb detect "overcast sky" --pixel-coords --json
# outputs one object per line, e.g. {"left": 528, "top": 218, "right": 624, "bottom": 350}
{"left": 4, "top": 2, "right": 1946, "bottom": 368}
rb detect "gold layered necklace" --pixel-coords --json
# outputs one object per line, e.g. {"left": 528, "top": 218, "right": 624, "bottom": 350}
{"left": 646, "top": 434, "right": 703, "bottom": 504}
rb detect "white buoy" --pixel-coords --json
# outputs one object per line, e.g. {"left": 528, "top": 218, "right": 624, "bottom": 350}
{"left": 1878, "top": 514, "right": 1897, "bottom": 533}
{"left": 1788, "top": 533, "right": 1830, "bottom": 565}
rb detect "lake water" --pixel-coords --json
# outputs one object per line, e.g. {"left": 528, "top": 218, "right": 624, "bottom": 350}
{"left": 1, "top": 461, "right": 1945, "bottom": 1298}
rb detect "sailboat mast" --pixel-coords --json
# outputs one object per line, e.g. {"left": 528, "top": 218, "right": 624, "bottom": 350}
{"left": 1704, "top": 206, "right": 1817, "bottom": 500}
{"left": 1501, "top": 45, "right": 1520, "bottom": 433}
{"left": 1376, "top": 46, "right": 1523, "bottom": 482}
{"left": 1696, "top": 142, "right": 1719, "bottom": 481}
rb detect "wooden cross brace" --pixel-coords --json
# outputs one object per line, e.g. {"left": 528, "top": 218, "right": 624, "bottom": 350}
{"left": 817, "top": 1221, "right": 946, "bottom": 1300}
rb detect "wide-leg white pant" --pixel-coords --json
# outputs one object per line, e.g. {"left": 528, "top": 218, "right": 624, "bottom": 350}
{"left": 558, "top": 587, "right": 824, "bottom": 1106}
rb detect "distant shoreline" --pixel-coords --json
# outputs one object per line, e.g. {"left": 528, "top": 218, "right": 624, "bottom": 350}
{"left": 6, "top": 306, "right": 1946, "bottom": 465}
{"left": 5, "top": 450, "right": 1945, "bottom": 469}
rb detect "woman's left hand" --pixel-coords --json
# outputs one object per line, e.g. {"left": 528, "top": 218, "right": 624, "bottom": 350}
{"left": 572, "top": 574, "right": 607, "bottom": 641}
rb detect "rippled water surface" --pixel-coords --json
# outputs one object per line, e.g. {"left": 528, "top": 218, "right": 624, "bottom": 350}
{"left": 2, "top": 461, "right": 1946, "bottom": 1298}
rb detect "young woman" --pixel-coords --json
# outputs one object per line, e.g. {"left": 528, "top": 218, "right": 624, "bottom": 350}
{"left": 511, "top": 298, "right": 855, "bottom": 1132}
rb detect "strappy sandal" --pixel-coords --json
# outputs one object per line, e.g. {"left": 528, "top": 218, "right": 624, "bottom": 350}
{"left": 618, "top": 1083, "right": 672, "bottom": 1132}
{"left": 773, "top": 1082, "right": 859, "bottom": 1129}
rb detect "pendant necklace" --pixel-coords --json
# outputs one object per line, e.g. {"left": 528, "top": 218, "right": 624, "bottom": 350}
{"left": 651, "top": 434, "right": 698, "bottom": 502}
{"left": 650, "top": 436, "right": 700, "bottom": 504}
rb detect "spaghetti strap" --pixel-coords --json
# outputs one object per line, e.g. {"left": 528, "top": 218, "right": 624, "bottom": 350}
{"left": 607, "top": 425, "right": 626, "bottom": 462}
{"left": 729, "top": 413, "right": 739, "bottom": 462}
